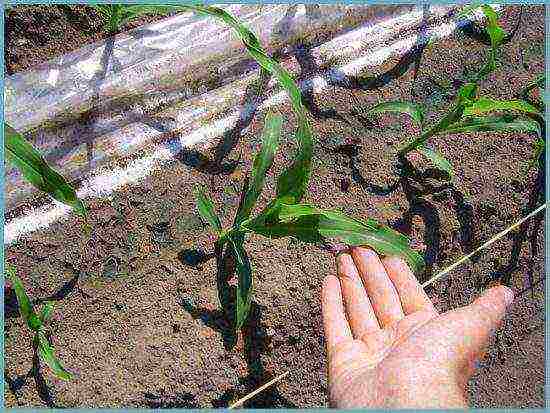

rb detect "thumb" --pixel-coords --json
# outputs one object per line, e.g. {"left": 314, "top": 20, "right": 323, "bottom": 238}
{"left": 450, "top": 285, "right": 514, "bottom": 376}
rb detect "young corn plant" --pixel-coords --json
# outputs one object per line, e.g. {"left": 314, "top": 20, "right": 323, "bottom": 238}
{"left": 195, "top": 112, "right": 424, "bottom": 330}
{"left": 5, "top": 265, "right": 72, "bottom": 381}
{"left": 4, "top": 123, "right": 87, "bottom": 217}
{"left": 363, "top": 5, "right": 543, "bottom": 177}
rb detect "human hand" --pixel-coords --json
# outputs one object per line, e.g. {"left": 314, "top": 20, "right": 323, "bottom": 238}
{"left": 322, "top": 247, "right": 514, "bottom": 408}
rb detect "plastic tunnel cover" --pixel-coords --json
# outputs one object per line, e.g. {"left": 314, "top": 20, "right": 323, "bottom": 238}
{"left": 4, "top": 4, "right": 493, "bottom": 244}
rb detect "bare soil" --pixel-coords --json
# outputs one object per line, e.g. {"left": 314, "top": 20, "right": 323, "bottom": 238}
{"left": 4, "top": 5, "right": 545, "bottom": 408}
{"left": 4, "top": 4, "right": 176, "bottom": 75}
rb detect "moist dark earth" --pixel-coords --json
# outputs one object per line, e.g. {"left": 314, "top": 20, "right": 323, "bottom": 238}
{"left": 4, "top": 5, "right": 545, "bottom": 408}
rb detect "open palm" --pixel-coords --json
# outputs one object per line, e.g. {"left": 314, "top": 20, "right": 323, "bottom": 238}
{"left": 322, "top": 247, "right": 513, "bottom": 408}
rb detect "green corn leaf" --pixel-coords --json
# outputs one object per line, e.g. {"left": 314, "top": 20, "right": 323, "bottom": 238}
{"left": 131, "top": 4, "right": 314, "bottom": 205}
{"left": 242, "top": 204, "right": 424, "bottom": 273}
{"left": 398, "top": 83, "right": 477, "bottom": 154}
{"left": 442, "top": 115, "right": 541, "bottom": 137}
{"left": 275, "top": 122, "right": 313, "bottom": 205}
{"left": 475, "top": 6, "right": 506, "bottom": 81}
{"left": 398, "top": 105, "right": 464, "bottom": 154}
{"left": 194, "top": 187, "right": 222, "bottom": 233}
{"left": 457, "top": 83, "right": 478, "bottom": 104}
{"left": 286, "top": 204, "right": 424, "bottom": 272}
{"left": 234, "top": 113, "right": 282, "bottom": 225}
{"left": 5, "top": 124, "right": 86, "bottom": 217}
{"left": 463, "top": 97, "right": 541, "bottom": 117}
{"left": 480, "top": 5, "right": 506, "bottom": 46}
{"left": 35, "top": 330, "right": 73, "bottom": 381}
{"left": 5, "top": 266, "right": 42, "bottom": 332}
{"left": 367, "top": 101, "right": 425, "bottom": 129}
{"left": 242, "top": 207, "right": 323, "bottom": 244}
{"left": 175, "top": 5, "right": 314, "bottom": 205}
{"left": 39, "top": 301, "right": 55, "bottom": 324}
{"left": 228, "top": 235, "right": 253, "bottom": 330}
{"left": 417, "top": 146, "right": 453, "bottom": 179}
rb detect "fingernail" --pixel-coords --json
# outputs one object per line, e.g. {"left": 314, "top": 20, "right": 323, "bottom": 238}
{"left": 502, "top": 286, "right": 514, "bottom": 307}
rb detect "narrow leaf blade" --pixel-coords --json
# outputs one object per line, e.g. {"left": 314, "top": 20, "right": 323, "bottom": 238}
{"left": 36, "top": 331, "right": 73, "bottom": 381}
{"left": 235, "top": 112, "right": 282, "bottom": 224}
{"left": 463, "top": 97, "right": 541, "bottom": 117}
{"left": 39, "top": 301, "right": 55, "bottom": 324}
{"left": 5, "top": 124, "right": 86, "bottom": 217}
{"left": 243, "top": 204, "right": 424, "bottom": 273}
{"left": 417, "top": 146, "right": 453, "bottom": 179}
{"left": 5, "top": 266, "right": 42, "bottom": 331}
{"left": 367, "top": 101, "right": 425, "bottom": 129}
{"left": 229, "top": 235, "right": 253, "bottom": 330}
{"left": 443, "top": 115, "right": 541, "bottom": 137}
{"left": 275, "top": 123, "right": 313, "bottom": 204}
{"left": 194, "top": 187, "right": 222, "bottom": 233}
{"left": 174, "top": 5, "right": 314, "bottom": 206}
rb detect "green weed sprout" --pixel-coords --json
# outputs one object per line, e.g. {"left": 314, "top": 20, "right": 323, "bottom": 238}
{"left": 5, "top": 265, "right": 73, "bottom": 381}
{"left": 4, "top": 123, "right": 87, "bottom": 218}
{"left": 364, "top": 6, "right": 543, "bottom": 177}
{"left": 195, "top": 112, "right": 424, "bottom": 330}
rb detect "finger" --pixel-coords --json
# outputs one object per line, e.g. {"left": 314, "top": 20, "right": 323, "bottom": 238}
{"left": 382, "top": 256, "right": 437, "bottom": 315}
{"left": 462, "top": 285, "right": 513, "bottom": 350}
{"left": 351, "top": 247, "right": 404, "bottom": 327}
{"left": 443, "top": 285, "right": 513, "bottom": 371}
{"left": 336, "top": 253, "right": 380, "bottom": 337}
{"left": 321, "top": 274, "right": 353, "bottom": 353}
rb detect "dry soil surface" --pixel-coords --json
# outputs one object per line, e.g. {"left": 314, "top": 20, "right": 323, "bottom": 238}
{"left": 4, "top": 5, "right": 545, "bottom": 408}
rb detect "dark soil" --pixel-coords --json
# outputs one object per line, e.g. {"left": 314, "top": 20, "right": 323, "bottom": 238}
{"left": 4, "top": 4, "right": 176, "bottom": 75}
{"left": 4, "top": 5, "right": 545, "bottom": 408}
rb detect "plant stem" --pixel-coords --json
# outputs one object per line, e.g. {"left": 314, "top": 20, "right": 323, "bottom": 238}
{"left": 398, "top": 104, "right": 464, "bottom": 154}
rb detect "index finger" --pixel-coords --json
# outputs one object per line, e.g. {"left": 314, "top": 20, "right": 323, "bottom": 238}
{"left": 381, "top": 256, "right": 437, "bottom": 315}
{"left": 321, "top": 274, "right": 352, "bottom": 352}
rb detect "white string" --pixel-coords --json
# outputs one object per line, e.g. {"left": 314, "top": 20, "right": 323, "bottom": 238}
{"left": 228, "top": 371, "right": 289, "bottom": 409}
{"left": 422, "top": 203, "right": 546, "bottom": 288}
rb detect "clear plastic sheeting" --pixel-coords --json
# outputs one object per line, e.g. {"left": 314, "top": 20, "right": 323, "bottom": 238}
{"left": 3, "top": 3, "right": 488, "bottom": 243}
{"left": 5, "top": 5, "right": 416, "bottom": 131}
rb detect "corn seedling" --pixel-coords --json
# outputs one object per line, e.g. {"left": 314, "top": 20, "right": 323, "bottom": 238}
{"left": 195, "top": 112, "right": 424, "bottom": 330}
{"left": 178, "top": 5, "right": 422, "bottom": 329}
{"left": 93, "top": 3, "right": 315, "bottom": 204}
{"left": 364, "top": 6, "right": 542, "bottom": 177}
{"left": 5, "top": 265, "right": 73, "bottom": 380}
{"left": 4, "top": 123, "right": 87, "bottom": 217}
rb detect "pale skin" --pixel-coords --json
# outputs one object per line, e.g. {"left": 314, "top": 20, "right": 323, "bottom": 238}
{"left": 322, "top": 247, "right": 514, "bottom": 408}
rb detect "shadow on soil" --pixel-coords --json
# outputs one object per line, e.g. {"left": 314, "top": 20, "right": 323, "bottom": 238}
{"left": 178, "top": 241, "right": 296, "bottom": 408}
{"left": 456, "top": 5, "right": 523, "bottom": 47}
{"left": 329, "top": 141, "right": 478, "bottom": 283}
{"left": 488, "top": 142, "right": 545, "bottom": 291}
{"left": 5, "top": 334, "right": 60, "bottom": 408}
